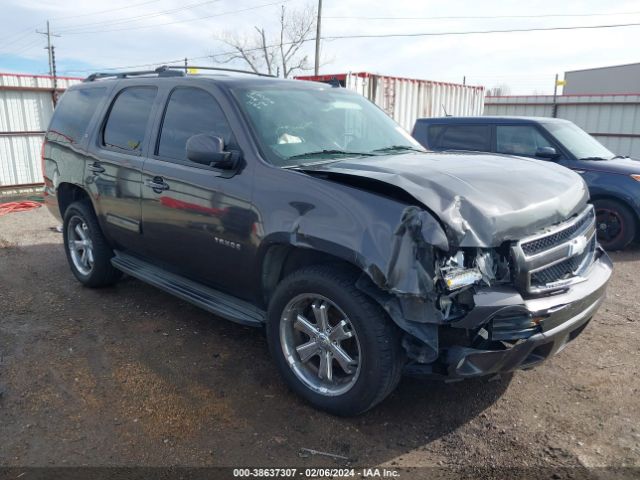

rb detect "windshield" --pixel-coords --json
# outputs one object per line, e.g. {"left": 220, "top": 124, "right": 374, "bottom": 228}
{"left": 542, "top": 121, "right": 614, "bottom": 160}
{"left": 232, "top": 84, "right": 424, "bottom": 167}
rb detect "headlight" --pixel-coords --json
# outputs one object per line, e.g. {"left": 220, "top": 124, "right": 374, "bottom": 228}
{"left": 442, "top": 268, "right": 483, "bottom": 290}
{"left": 631, "top": 174, "right": 640, "bottom": 182}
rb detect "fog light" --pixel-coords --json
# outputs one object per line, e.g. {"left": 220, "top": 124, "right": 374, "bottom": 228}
{"left": 443, "top": 268, "right": 483, "bottom": 290}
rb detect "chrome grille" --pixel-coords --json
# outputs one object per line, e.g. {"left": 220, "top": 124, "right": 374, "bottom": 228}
{"left": 530, "top": 235, "right": 597, "bottom": 287}
{"left": 521, "top": 208, "right": 595, "bottom": 256}
{"left": 512, "top": 205, "right": 597, "bottom": 295}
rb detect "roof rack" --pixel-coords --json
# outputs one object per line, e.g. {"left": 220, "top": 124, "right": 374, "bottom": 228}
{"left": 83, "top": 65, "right": 277, "bottom": 82}
{"left": 83, "top": 65, "right": 184, "bottom": 82}
{"left": 164, "top": 65, "right": 277, "bottom": 78}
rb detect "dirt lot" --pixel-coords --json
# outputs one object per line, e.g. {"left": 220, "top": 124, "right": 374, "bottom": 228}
{"left": 0, "top": 207, "right": 638, "bottom": 476}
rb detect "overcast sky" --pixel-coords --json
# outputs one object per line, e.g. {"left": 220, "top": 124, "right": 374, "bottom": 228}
{"left": 1, "top": 0, "right": 639, "bottom": 93}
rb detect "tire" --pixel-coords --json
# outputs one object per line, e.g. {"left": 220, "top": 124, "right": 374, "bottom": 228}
{"left": 62, "top": 200, "right": 122, "bottom": 287}
{"left": 593, "top": 199, "right": 636, "bottom": 251}
{"left": 267, "top": 265, "right": 404, "bottom": 416}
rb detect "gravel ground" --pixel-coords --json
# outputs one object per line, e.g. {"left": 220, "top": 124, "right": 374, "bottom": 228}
{"left": 0, "top": 207, "right": 638, "bottom": 477}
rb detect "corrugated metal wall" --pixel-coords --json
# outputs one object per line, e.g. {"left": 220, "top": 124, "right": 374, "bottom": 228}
{"left": 0, "top": 73, "right": 81, "bottom": 187}
{"left": 484, "top": 94, "right": 640, "bottom": 158}
{"left": 297, "top": 72, "right": 485, "bottom": 131}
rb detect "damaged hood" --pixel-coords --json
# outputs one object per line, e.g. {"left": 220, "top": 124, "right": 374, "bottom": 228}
{"left": 302, "top": 151, "right": 589, "bottom": 247}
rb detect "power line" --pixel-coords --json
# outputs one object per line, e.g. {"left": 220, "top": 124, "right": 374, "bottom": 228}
{"left": 59, "top": 20, "right": 640, "bottom": 74}
{"left": 0, "top": 1, "right": 165, "bottom": 44}
{"left": 57, "top": 0, "right": 225, "bottom": 33}
{"left": 0, "top": 28, "right": 41, "bottom": 49}
{"left": 324, "top": 10, "right": 640, "bottom": 21}
{"left": 59, "top": 0, "right": 290, "bottom": 35}
{"left": 214, "top": 21, "right": 640, "bottom": 56}
{"left": 53, "top": 0, "right": 165, "bottom": 22}
{"left": 0, "top": 24, "right": 44, "bottom": 45}
{"left": 0, "top": 37, "right": 43, "bottom": 57}
{"left": 322, "top": 21, "right": 640, "bottom": 40}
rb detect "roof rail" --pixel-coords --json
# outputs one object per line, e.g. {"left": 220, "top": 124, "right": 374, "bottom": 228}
{"left": 163, "top": 65, "right": 277, "bottom": 78}
{"left": 83, "top": 65, "right": 185, "bottom": 82}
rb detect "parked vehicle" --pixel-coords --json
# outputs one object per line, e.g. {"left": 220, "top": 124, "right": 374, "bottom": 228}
{"left": 43, "top": 67, "right": 612, "bottom": 415}
{"left": 412, "top": 116, "right": 640, "bottom": 250}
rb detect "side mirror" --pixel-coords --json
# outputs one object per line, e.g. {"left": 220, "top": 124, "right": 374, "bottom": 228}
{"left": 535, "top": 146, "right": 560, "bottom": 160}
{"left": 186, "top": 134, "right": 239, "bottom": 169}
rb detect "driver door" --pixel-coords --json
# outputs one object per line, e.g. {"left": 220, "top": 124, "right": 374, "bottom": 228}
{"left": 140, "top": 86, "right": 256, "bottom": 299}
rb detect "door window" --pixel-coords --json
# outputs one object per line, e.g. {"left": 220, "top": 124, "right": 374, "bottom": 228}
{"left": 157, "top": 87, "right": 233, "bottom": 161}
{"left": 103, "top": 87, "right": 157, "bottom": 153}
{"left": 496, "top": 125, "right": 553, "bottom": 156}
{"left": 428, "top": 124, "right": 491, "bottom": 151}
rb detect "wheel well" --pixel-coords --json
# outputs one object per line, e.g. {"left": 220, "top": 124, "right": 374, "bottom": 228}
{"left": 261, "top": 245, "right": 360, "bottom": 304}
{"left": 57, "top": 183, "right": 91, "bottom": 217}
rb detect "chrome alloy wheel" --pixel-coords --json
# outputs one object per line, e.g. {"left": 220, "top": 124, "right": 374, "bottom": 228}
{"left": 280, "top": 294, "right": 362, "bottom": 396}
{"left": 67, "top": 215, "right": 94, "bottom": 276}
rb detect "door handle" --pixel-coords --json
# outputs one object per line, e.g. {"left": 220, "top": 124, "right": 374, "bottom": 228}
{"left": 145, "top": 176, "right": 170, "bottom": 192}
{"left": 88, "top": 162, "right": 105, "bottom": 174}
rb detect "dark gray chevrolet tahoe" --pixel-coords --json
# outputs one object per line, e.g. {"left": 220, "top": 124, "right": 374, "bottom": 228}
{"left": 43, "top": 66, "right": 612, "bottom": 415}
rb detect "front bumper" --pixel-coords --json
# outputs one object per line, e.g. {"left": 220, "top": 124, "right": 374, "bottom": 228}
{"left": 439, "top": 248, "right": 612, "bottom": 378}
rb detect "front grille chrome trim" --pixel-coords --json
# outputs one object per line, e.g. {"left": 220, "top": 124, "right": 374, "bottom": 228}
{"left": 512, "top": 205, "right": 597, "bottom": 295}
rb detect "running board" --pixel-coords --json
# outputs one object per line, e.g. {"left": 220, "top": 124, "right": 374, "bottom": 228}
{"left": 111, "top": 252, "right": 265, "bottom": 327}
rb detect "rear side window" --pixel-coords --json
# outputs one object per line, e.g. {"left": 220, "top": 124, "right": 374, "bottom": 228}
{"left": 496, "top": 125, "right": 553, "bottom": 156}
{"left": 428, "top": 124, "right": 491, "bottom": 151}
{"left": 157, "top": 87, "right": 233, "bottom": 161}
{"left": 47, "top": 88, "right": 106, "bottom": 145}
{"left": 103, "top": 87, "right": 157, "bottom": 153}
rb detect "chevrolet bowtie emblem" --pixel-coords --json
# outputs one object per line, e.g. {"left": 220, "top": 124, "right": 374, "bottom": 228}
{"left": 567, "top": 235, "right": 588, "bottom": 257}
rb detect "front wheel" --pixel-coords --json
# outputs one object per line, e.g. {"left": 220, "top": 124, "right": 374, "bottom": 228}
{"left": 267, "top": 265, "right": 404, "bottom": 416}
{"left": 593, "top": 199, "right": 636, "bottom": 251}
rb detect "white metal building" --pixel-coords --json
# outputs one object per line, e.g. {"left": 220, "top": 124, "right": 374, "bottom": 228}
{"left": 564, "top": 62, "right": 640, "bottom": 95}
{"left": 296, "top": 72, "right": 485, "bottom": 132}
{"left": 0, "top": 72, "right": 81, "bottom": 188}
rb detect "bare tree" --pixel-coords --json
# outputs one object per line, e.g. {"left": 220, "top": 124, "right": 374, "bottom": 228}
{"left": 213, "top": 4, "right": 316, "bottom": 78}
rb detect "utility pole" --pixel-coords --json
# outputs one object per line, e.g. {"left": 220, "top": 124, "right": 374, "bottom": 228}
{"left": 314, "top": 0, "right": 322, "bottom": 76}
{"left": 36, "top": 21, "right": 61, "bottom": 105}
{"left": 50, "top": 45, "right": 58, "bottom": 105}
{"left": 552, "top": 73, "right": 559, "bottom": 118}
{"left": 36, "top": 21, "right": 60, "bottom": 76}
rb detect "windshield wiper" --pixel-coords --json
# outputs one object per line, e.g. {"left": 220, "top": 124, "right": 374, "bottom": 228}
{"left": 611, "top": 155, "right": 629, "bottom": 160}
{"left": 579, "top": 156, "right": 608, "bottom": 161}
{"left": 286, "top": 149, "right": 375, "bottom": 160}
{"left": 371, "top": 145, "right": 425, "bottom": 154}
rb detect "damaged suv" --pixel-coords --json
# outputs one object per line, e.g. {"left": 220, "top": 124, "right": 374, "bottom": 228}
{"left": 43, "top": 67, "right": 612, "bottom": 415}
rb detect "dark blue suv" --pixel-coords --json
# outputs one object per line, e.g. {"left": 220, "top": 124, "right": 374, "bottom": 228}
{"left": 413, "top": 116, "right": 640, "bottom": 250}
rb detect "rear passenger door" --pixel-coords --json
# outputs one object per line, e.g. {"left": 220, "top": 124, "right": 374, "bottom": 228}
{"left": 140, "top": 86, "right": 256, "bottom": 299}
{"left": 428, "top": 124, "right": 492, "bottom": 152}
{"left": 86, "top": 85, "right": 159, "bottom": 254}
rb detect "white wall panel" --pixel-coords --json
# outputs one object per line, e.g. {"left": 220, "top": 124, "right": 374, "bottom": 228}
{"left": 0, "top": 73, "right": 81, "bottom": 186}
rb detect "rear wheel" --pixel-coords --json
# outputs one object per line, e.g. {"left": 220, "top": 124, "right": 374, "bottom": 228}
{"left": 63, "top": 201, "right": 122, "bottom": 287}
{"left": 267, "top": 265, "right": 404, "bottom": 416}
{"left": 593, "top": 199, "right": 636, "bottom": 251}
